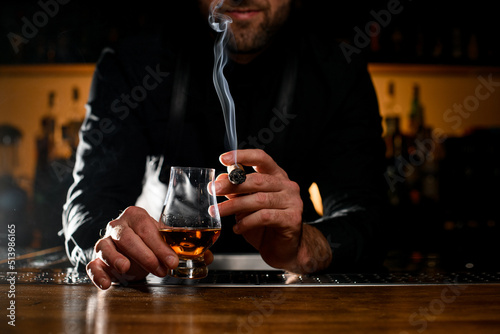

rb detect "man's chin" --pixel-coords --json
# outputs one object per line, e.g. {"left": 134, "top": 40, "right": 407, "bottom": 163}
{"left": 227, "top": 34, "right": 269, "bottom": 55}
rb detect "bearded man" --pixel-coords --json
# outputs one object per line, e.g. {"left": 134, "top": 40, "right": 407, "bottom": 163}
{"left": 62, "top": 0, "right": 388, "bottom": 289}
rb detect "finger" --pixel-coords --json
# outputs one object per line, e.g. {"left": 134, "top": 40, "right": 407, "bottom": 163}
{"left": 217, "top": 191, "right": 291, "bottom": 217}
{"left": 107, "top": 222, "right": 175, "bottom": 277}
{"left": 220, "top": 149, "right": 287, "bottom": 176}
{"left": 204, "top": 250, "right": 214, "bottom": 265}
{"left": 235, "top": 212, "right": 251, "bottom": 222}
{"left": 109, "top": 207, "right": 179, "bottom": 273}
{"left": 94, "top": 236, "right": 131, "bottom": 274}
{"left": 87, "top": 256, "right": 149, "bottom": 290}
{"left": 214, "top": 171, "right": 285, "bottom": 197}
{"left": 234, "top": 208, "right": 302, "bottom": 235}
{"left": 86, "top": 258, "right": 113, "bottom": 290}
{"left": 213, "top": 174, "right": 238, "bottom": 199}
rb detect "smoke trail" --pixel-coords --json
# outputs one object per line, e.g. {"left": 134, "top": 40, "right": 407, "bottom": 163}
{"left": 209, "top": 0, "right": 238, "bottom": 164}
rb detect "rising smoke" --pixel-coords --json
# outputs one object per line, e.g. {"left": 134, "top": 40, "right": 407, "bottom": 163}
{"left": 209, "top": 0, "right": 238, "bottom": 164}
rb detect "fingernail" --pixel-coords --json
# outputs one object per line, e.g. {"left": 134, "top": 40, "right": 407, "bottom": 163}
{"left": 208, "top": 205, "right": 215, "bottom": 217}
{"left": 166, "top": 255, "right": 177, "bottom": 269}
{"left": 220, "top": 152, "right": 232, "bottom": 164}
{"left": 214, "top": 181, "right": 222, "bottom": 193}
{"left": 98, "top": 277, "right": 109, "bottom": 290}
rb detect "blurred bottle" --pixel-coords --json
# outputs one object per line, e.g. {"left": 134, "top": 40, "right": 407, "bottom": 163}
{"left": 408, "top": 83, "right": 425, "bottom": 137}
{"left": 33, "top": 91, "right": 69, "bottom": 248}
{"left": 381, "top": 82, "right": 401, "bottom": 120}
{"left": 36, "top": 91, "right": 57, "bottom": 166}
{"left": 383, "top": 81, "right": 407, "bottom": 207}
{"left": 383, "top": 81, "right": 403, "bottom": 157}
{"left": 62, "top": 86, "right": 84, "bottom": 156}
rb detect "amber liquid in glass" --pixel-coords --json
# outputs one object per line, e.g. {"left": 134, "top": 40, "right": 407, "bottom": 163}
{"left": 160, "top": 227, "right": 221, "bottom": 259}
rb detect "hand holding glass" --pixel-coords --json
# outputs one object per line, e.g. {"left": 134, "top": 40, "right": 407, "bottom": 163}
{"left": 159, "top": 167, "right": 221, "bottom": 279}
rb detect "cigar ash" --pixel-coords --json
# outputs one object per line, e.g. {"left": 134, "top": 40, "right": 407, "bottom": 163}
{"left": 228, "top": 164, "right": 246, "bottom": 185}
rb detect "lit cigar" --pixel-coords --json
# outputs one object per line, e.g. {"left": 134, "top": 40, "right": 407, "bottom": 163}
{"left": 227, "top": 163, "right": 246, "bottom": 185}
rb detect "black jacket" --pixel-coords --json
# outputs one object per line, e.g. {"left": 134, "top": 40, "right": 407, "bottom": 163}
{"left": 62, "top": 17, "right": 388, "bottom": 273}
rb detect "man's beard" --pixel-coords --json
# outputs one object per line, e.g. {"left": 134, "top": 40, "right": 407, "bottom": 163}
{"left": 226, "top": 2, "right": 291, "bottom": 54}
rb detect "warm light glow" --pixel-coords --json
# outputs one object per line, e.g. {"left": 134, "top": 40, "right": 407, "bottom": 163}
{"left": 308, "top": 182, "right": 323, "bottom": 216}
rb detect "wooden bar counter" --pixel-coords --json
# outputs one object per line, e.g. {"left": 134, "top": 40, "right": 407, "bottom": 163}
{"left": 1, "top": 273, "right": 500, "bottom": 333}
{"left": 1, "top": 249, "right": 500, "bottom": 333}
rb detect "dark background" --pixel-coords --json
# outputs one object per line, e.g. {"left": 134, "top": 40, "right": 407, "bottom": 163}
{"left": 0, "top": 0, "right": 499, "bottom": 65}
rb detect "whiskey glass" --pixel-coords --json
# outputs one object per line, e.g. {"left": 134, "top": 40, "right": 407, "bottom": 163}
{"left": 159, "top": 167, "right": 221, "bottom": 279}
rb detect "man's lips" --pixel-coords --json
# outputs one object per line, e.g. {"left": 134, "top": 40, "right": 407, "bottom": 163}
{"left": 224, "top": 9, "right": 262, "bottom": 20}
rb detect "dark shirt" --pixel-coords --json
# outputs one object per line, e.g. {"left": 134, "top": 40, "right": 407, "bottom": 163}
{"left": 62, "top": 20, "right": 388, "bottom": 273}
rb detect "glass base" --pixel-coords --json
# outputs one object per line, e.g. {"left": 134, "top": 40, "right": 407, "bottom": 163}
{"left": 168, "top": 256, "right": 208, "bottom": 279}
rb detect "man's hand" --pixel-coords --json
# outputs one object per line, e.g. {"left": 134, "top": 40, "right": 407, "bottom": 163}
{"left": 215, "top": 149, "right": 332, "bottom": 273}
{"left": 86, "top": 206, "right": 214, "bottom": 290}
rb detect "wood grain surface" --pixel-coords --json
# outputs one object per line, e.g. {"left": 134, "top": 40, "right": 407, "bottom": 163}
{"left": 1, "top": 282, "right": 500, "bottom": 334}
